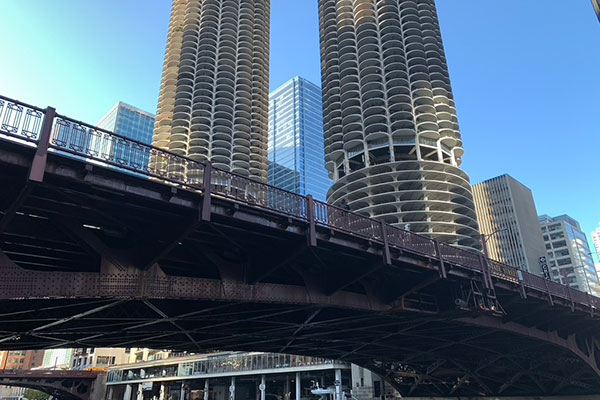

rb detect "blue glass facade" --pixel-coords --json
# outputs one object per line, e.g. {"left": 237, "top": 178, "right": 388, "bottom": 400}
{"left": 96, "top": 102, "right": 155, "bottom": 169}
{"left": 268, "top": 77, "right": 331, "bottom": 202}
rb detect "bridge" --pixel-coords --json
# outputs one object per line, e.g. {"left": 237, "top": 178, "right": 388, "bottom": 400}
{"left": 1, "top": 95, "right": 600, "bottom": 398}
{"left": 0, "top": 370, "right": 105, "bottom": 400}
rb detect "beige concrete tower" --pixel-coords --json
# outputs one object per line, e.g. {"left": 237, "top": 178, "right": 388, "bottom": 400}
{"left": 154, "top": 0, "right": 270, "bottom": 182}
{"left": 318, "top": 0, "right": 481, "bottom": 251}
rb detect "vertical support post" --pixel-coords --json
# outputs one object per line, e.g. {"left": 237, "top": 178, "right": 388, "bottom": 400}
{"left": 136, "top": 385, "right": 143, "bottom": 400}
{"left": 180, "top": 382, "right": 186, "bottom": 400}
{"left": 563, "top": 273, "right": 575, "bottom": 312}
{"left": 159, "top": 384, "right": 165, "bottom": 400}
{"left": 295, "top": 372, "right": 301, "bottom": 400}
{"left": 543, "top": 275, "right": 553, "bottom": 305}
{"left": 204, "top": 379, "right": 209, "bottom": 400}
{"left": 306, "top": 196, "right": 316, "bottom": 247}
{"left": 433, "top": 240, "right": 447, "bottom": 279}
{"left": 201, "top": 162, "right": 212, "bottom": 222}
{"left": 259, "top": 375, "right": 266, "bottom": 400}
{"left": 107, "top": 386, "right": 114, "bottom": 400}
{"left": 335, "top": 369, "right": 343, "bottom": 400}
{"left": 123, "top": 384, "right": 132, "bottom": 400}
{"left": 29, "top": 106, "right": 56, "bottom": 183}
{"left": 479, "top": 254, "right": 492, "bottom": 290}
{"left": 380, "top": 221, "right": 391, "bottom": 266}
{"left": 230, "top": 376, "right": 236, "bottom": 400}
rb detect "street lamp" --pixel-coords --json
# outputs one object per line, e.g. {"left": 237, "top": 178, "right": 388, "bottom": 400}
{"left": 481, "top": 228, "right": 508, "bottom": 258}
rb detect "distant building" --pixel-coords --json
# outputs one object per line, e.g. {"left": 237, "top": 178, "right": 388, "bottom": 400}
{"left": 41, "top": 349, "right": 74, "bottom": 370}
{"left": 268, "top": 77, "right": 332, "bottom": 202}
{"left": 592, "top": 224, "right": 600, "bottom": 259}
{"left": 539, "top": 215, "right": 599, "bottom": 296}
{"left": 95, "top": 102, "right": 155, "bottom": 170}
{"left": 472, "top": 175, "right": 546, "bottom": 275}
{"left": 71, "top": 348, "right": 130, "bottom": 370}
{"left": 0, "top": 351, "right": 27, "bottom": 371}
{"left": 106, "top": 352, "right": 350, "bottom": 400}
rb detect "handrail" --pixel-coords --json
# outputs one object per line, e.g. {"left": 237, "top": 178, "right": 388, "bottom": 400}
{"left": 1, "top": 94, "right": 598, "bottom": 311}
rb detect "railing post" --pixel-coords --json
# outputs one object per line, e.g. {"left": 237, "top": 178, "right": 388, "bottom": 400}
{"left": 434, "top": 240, "right": 447, "bottom": 279}
{"left": 29, "top": 106, "right": 56, "bottom": 183}
{"left": 201, "top": 162, "right": 212, "bottom": 222}
{"left": 306, "top": 195, "right": 316, "bottom": 247}
{"left": 380, "top": 221, "right": 391, "bottom": 266}
{"left": 479, "top": 254, "right": 492, "bottom": 290}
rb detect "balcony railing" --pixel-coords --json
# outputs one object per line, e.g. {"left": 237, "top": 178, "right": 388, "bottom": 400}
{"left": 1, "top": 94, "right": 599, "bottom": 312}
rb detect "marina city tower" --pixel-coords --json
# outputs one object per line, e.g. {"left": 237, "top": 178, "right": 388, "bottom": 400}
{"left": 154, "top": 0, "right": 270, "bottom": 182}
{"left": 318, "top": 0, "right": 481, "bottom": 250}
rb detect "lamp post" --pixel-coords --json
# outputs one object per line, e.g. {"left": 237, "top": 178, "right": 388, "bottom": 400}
{"left": 481, "top": 228, "right": 508, "bottom": 259}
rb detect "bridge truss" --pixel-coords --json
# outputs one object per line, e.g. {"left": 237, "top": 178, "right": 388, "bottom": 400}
{"left": 1, "top": 95, "right": 600, "bottom": 397}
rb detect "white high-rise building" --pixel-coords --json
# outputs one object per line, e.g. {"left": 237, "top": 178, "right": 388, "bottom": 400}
{"left": 539, "top": 215, "right": 599, "bottom": 296}
{"left": 472, "top": 175, "right": 546, "bottom": 276}
{"left": 318, "top": 0, "right": 481, "bottom": 251}
{"left": 153, "top": 0, "right": 271, "bottom": 182}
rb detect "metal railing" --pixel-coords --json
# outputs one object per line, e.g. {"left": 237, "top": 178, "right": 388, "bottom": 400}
{"left": 1, "top": 94, "right": 598, "bottom": 311}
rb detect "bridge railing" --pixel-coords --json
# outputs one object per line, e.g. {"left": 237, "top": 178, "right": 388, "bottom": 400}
{"left": 0, "top": 95, "right": 45, "bottom": 143}
{"left": 1, "top": 94, "right": 598, "bottom": 311}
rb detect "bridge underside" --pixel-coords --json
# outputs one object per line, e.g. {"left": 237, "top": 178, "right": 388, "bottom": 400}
{"left": 1, "top": 141, "right": 600, "bottom": 397}
{"left": 0, "top": 377, "right": 95, "bottom": 400}
{"left": 1, "top": 297, "right": 598, "bottom": 397}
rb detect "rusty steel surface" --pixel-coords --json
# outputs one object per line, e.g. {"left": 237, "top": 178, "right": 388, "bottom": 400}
{"left": 1, "top": 96, "right": 600, "bottom": 396}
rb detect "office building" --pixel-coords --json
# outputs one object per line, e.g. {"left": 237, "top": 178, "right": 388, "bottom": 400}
{"left": 107, "top": 352, "right": 350, "bottom": 400}
{"left": 268, "top": 77, "right": 332, "bottom": 201}
{"left": 0, "top": 350, "right": 44, "bottom": 371}
{"left": 71, "top": 348, "right": 130, "bottom": 370}
{"left": 472, "top": 175, "right": 546, "bottom": 275}
{"left": 153, "top": 0, "right": 270, "bottom": 182}
{"left": 592, "top": 224, "right": 600, "bottom": 259}
{"left": 318, "top": 0, "right": 481, "bottom": 250}
{"left": 539, "top": 215, "right": 599, "bottom": 296}
{"left": 41, "top": 349, "right": 74, "bottom": 370}
{"left": 96, "top": 102, "right": 155, "bottom": 170}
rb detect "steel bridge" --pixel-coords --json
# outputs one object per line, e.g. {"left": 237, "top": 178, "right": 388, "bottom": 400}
{"left": 1, "top": 95, "right": 600, "bottom": 397}
{"left": 0, "top": 370, "right": 103, "bottom": 400}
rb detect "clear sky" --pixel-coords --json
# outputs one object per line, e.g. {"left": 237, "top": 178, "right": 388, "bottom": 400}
{"left": 1, "top": 1, "right": 599, "bottom": 254}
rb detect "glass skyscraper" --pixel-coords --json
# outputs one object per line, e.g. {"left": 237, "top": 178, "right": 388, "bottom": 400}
{"left": 96, "top": 102, "right": 155, "bottom": 169}
{"left": 539, "top": 214, "right": 599, "bottom": 296}
{"left": 268, "top": 77, "right": 332, "bottom": 201}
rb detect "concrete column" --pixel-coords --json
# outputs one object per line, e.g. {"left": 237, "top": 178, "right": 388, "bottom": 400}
{"left": 107, "top": 386, "right": 114, "bottom": 400}
{"left": 285, "top": 376, "right": 289, "bottom": 400}
{"left": 295, "top": 373, "right": 301, "bottom": 400}
{"left": 136, "top": 385, "right": 143, "bottom": 400}
{"left": 259, "top": 375, "right": 266, "bottom": 400}
{"left": 180, "top": 382, "right": 185, "bottom": 400}
{"left": 124, "top": 384, "right": 132, "bottom": 400}
{"left": 204, "top": 379, "right": 209, "bottom": 400}
{"left": 230, "top": 376, "right": 236, "bottom": 400}
{"left": 159, "top": 384, "right": 165, "bottom": 400}
{"left": 335, "top": 369, "right": 343, "bottom": 400}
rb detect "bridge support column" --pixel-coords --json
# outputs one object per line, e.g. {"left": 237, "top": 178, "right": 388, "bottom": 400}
{"left": 295, "top": 372, "right": 301, "bottom": 400}
{"left": 335, "top": 369, "right": 342, "bottom": 400}
{"left": 107, "top": 386, "right": 114, "bottom": 400}
{"left": 180, "top": 382, "right": 185, "bottom": 400}
{"left": 204, "top": 379, "right": 209, "bottom": 400}
{"left": 123, "top": 384, "right": 132, "bottom": 400}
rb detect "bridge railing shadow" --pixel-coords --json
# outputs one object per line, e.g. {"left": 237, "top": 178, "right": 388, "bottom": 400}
{"left": 2, "top": 93, "right": 599, "bottom": 311}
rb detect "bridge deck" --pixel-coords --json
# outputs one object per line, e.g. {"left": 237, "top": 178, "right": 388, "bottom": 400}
{"left": 1, "top": 96, "right": 600, "bottom": 397}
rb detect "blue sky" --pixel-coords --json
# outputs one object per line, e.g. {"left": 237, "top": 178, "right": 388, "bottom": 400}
{"left": 1, "top": 1, "right": 599, "bottom": 252}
